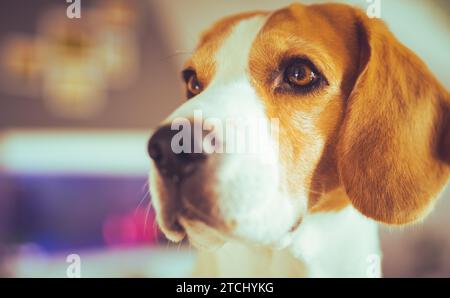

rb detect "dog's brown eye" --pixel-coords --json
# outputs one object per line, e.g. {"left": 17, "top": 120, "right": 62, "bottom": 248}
{"left": 182, "top": 69, "right": 203, "bottom": 99}
{"left": 285, "top": 62, "right": 318, "bottom": 87}
{"left": 186, "top": 73, "right": 202, "bottom": 98}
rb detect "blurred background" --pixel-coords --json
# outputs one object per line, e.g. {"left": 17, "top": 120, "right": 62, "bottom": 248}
{"left": 0, "top": 0, "right": 449, "bottom": 277}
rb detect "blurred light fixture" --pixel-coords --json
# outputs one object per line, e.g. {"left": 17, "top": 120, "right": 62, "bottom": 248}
{"left": 1, "top": 0, "right": 140, "bottom": 119}
{"left": 2, "top": 35, "right": 42, "bottom": 82}
{"left": 0, "top": 129, "right": 150, "bottom": 176}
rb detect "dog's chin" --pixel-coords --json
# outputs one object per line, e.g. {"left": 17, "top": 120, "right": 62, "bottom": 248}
{"left": 160, "top": 215, "right": 301, "bottom": 252}
{"left": 161, "top": 227, "right": 186, "bottom": 243}
{"left": 179, "top": 217, "right": 227, "bottom": 250}
{"left": 157, "top": 212, "right": 227, "bottom": 249}
{"left": 152, "top": 173, "right": 306, "bottom": 250}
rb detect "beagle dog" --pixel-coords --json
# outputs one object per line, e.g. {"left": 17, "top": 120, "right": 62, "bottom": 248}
{"left": 147, "top": 2, "right": 450, "bottom": 277}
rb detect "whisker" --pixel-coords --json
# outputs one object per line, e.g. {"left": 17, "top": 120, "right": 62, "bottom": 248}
{"left": 162, "top": 50, "right": 194, "bottom": 60}
{"left": 141, "top": 181, "right": 149, "bottom": 192}
{"left": 136, "top": 181, "right": 150, "bottom": 213}
{"left": 157, "top": 50, "right": 195, "bottom": 66}
{"left": 153, "top": 216, "right": 159, "bottom": 240}
{"left": 135, "top": 189, "right": 150, "bottom": 214}
{"left": 144, "top": 199, "right": 153, "bottom": 233}
{"left": 303, "top": 187, "right": 323, "bottom": 196}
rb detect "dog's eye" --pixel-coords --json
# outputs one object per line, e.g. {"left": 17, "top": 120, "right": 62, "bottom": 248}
{"left": 182, "top": 70, "right": 203, "bottom": 99}
{"left": 187, "top": 74, "right": 202, "bottom": 96}
{"left": 284, "top": 61, "right": 319, "bottom": 88}
{"left": 278, "top": 58, "right": 327, "bottom": 94}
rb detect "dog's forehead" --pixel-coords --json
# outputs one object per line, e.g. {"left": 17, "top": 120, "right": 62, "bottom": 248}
{"left": 185, "top": 11, "right": 268, "bottom": 83}
{"left": 197, "top": 11, "right": 267, "bottom": 49}
{"left": 187, "top": 4, "right": 358, "bottom": 81}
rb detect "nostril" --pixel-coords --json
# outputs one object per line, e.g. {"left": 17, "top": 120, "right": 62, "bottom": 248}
{"left": 147, "top": 124, "right": 210, "bottom": 179}
{"left": 176, "top": 152, "right": 207, "bottom": 163}
{"left": 147, "top": 137, "right": 164, "bottom": 164}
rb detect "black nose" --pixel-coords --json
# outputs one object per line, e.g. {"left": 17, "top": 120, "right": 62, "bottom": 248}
{"left": 147, "top": 124, "right": 207, "bottom": 180}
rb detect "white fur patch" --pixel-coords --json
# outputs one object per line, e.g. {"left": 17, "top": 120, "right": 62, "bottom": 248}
{"left": 150, "top": 15, "right": 382, "bottom": 278}
{"left": 290, "top": 206, "right": 381, "bottom": 277}
{"left": 155, "top": 16, "right": 307, "bottom": 246}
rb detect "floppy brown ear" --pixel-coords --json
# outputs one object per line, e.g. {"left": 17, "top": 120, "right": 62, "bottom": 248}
{"left": 337, "top": 12, "right": 450, "bottom": 225}
{"left": 441, "top": 107, "right": 450, "bottom": 165}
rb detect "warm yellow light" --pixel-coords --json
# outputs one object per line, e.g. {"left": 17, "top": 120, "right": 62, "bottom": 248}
{"left": 2, "top": 35, "right": 42, "bottom": 81}
{"left": 2, "top": 1, "right": 140, "bottom": 119}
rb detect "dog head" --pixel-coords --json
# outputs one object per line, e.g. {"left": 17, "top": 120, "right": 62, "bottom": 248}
{"left": 148, "top": 3, "right": 450, "bottom": 249}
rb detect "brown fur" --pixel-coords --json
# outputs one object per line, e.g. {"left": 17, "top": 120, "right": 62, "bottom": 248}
{"left": 248, "top": 4, "right": 362, "bottom": 212}
{"left": 183, "top": 12, "right": 267, "bottom": 88}
{"left": 178, "top": 3, "right": 450, "bottom": 226}
{"left": 337, "top": 9, "right": 450, "bottom": 224}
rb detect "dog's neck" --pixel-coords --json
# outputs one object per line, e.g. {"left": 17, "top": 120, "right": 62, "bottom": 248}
{"left": 192, "top": 206, "right": 381, "bottom": 278}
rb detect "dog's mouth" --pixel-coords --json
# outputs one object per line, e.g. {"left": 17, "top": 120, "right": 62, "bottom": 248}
{"left": 152, "top": 159, "right": 306, "bottom": 248}
{"left": 162, "top": 202, "right": 229, "bottom": 249}
{"left": 164, "top": 214, "right": 185, "bottom": 241}
{"left": 160, "top": 190, "right": 305, "bottom": 250}
{"left": 158, "top": 177, "right": 229, "bottom": 245}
